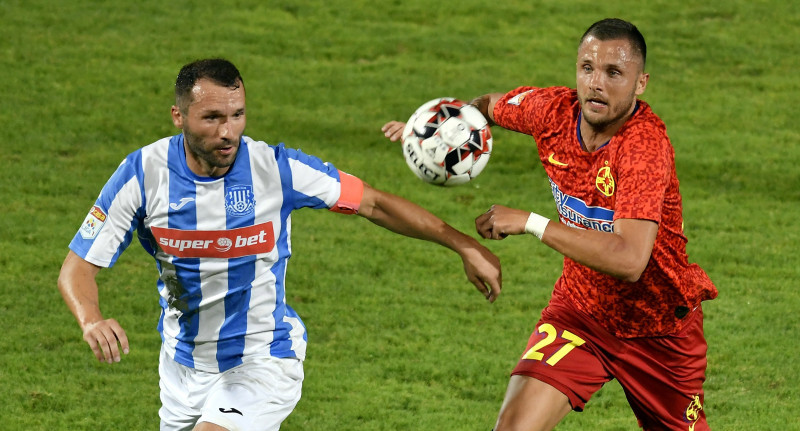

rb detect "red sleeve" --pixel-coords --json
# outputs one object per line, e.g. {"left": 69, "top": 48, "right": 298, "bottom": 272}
{"left": 612, "top": 119, "right": 672, "bottom": 224}
{"left": 493, "top": 87, "right": 574, "bottom": 138}
{"left": 329, "top": 170, "right": 364, "bottom": 215}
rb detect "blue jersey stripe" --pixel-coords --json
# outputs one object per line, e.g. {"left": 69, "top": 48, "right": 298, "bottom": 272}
{"left": 217, "top": 142, "right": 255, "bottom": 370}
{"left": 270, "top": 145, "right": 298, "bottom": 356}
{"left": 167, "top": 136, "right": 200, "bottom": 368}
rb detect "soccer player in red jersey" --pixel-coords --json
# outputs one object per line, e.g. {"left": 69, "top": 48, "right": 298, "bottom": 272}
{"left": 383, "top": 18, "right": 717, "bottom": 431}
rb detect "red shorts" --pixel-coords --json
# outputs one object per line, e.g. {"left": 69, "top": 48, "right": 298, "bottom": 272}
{"left": 512, "top": 292, "right": 709, "bottom": 430}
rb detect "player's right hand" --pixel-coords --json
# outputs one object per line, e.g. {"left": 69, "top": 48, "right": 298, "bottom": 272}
{"left": 381, "top": 121, "right": 406, "bottom": 142}
{"left": 459, "top": 244, "right": 502, "bottom": 303}
{"left": 82, "top": 319, "right": 129, "bottom": 364}
{"left": 475, "top": 205, "right": 531, "bottom": 240}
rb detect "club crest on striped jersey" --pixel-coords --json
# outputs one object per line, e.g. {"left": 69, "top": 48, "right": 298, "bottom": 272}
{"left": 225, "top": 185, "right": 255, "bottom": 216}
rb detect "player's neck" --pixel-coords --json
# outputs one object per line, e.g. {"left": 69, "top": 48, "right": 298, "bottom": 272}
{"left": 579, "top": 104, "right": 636, "bottom": 152}
{"left": 580, "top": 127, "right": 616, "bottom": 152}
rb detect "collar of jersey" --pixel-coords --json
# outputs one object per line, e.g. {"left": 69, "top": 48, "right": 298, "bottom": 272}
{"left": 176, "top": 133, "right": 242, "bottom": 182}
{"left": 576, "top": 101, "right": 640, "bottom": 152}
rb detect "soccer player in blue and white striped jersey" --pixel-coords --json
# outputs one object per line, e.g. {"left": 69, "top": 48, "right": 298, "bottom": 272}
{"left": 58, "top": 58, "right": 502, "bottom": 431}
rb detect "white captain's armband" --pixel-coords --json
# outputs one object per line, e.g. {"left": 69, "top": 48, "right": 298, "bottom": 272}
{"left": 329, "top": 170, "right": 364, "bottom": 215}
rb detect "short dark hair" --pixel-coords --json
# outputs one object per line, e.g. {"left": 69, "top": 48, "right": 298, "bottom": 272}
{"left": 579, "top": 18, "right": 647, "bottom": 70}
{"left": 175, "top": 58, "right": 244, "bottom": 111}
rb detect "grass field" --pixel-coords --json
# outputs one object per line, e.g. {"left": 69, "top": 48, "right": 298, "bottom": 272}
{"left": 1, "top": 0, "right": 799, "bottom": 429}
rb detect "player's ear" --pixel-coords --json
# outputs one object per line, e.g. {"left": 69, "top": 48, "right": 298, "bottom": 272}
{"left": 635, "top": 72, "right": 649, "bottom": 97}
{"left": 171, "top": 105, "right": 184, "bottom": 129}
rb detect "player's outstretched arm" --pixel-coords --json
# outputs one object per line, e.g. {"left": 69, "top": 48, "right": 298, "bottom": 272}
{"left": 476, "top": 205, "right": 657, "bottom": 283}
{"left": 58, "top": 251, "right": 129, "bottom": 363}
{"left": 357, "top": 183, "right": 502, "bottom": 302}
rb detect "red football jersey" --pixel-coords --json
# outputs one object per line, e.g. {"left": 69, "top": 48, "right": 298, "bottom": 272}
{"left": 494, "top": 86, "right": 717, "bottom": 337}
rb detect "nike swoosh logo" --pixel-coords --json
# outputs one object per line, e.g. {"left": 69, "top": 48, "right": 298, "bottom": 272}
{"left": 169, "top": 197, "right": 195, "bottom": 210}
{"left": 219, "top": 407, "right": 243, "bottom": 416}
{"left": 547, "top": 152, "right": 568, "bottom": 167}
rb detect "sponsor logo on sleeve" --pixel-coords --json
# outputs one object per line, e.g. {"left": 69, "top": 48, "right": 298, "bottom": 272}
{"left": 79, "top": 205, "right": 107, "bottom": 239}
{"left": 150, "top": 222, "right": 275, "bottom": 258}
{"left": 507, "top": 89, "right": 534, "bottom": 106}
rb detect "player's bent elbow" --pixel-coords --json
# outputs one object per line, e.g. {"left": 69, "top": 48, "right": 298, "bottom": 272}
{"left": 611, "top": 254, "right": 649, "bottom": 283}
{"left": 620, "top": 270, "right": 644, "bottom": 284}
{"left": 618, "top": 261, "right": 648, "bottom": 283}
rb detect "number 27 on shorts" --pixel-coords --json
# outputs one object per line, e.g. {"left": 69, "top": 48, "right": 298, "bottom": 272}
{"left": 522, "top": 323, "right": 586, "bottom": 366}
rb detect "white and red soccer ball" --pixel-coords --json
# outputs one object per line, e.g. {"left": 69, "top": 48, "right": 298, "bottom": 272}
{"left": 401, "top": 97, "right": 492, "bottom": 186}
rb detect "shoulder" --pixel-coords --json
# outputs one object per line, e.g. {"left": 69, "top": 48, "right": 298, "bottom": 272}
{"left": 613, "top": 103, "right": 675, "bottom": 171}
{"left": 135, "top": 135, "right": 179, "bottom": 165}
{"left": 617, "top": 102, "right": 672, "bottom": 153}
{"left": 243, "top": 137, "right": 338, "bottom": 175}
{"left": 494, "top": 86, "right": 577, "bottom": 133}
{"left": 624, "top": 102, "right": 668, "bottom": 139}
{"left": 497, "top": 86, "right": 575, "bottom": 108}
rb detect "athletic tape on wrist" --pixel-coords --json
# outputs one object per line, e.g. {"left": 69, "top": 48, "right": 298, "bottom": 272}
{"left": 524, "top": 212, "right": 550, "bottom": 240}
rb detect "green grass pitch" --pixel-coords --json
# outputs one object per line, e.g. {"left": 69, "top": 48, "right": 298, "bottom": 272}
{"left": 1, "top": 0, "right": 798, "bottom": 429}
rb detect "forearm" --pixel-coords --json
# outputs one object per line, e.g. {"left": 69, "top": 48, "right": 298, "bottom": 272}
{"left": 477, "top": 206, "right": 655, "bottom": 282}
{"left": 541, "top": 222, "right": 649, "bottom": 282}
{"left": 364, "top": 192, "right": 476, "bottom": 253}
{"left": 58, "top": 251, "right": 104, "bottom": 330}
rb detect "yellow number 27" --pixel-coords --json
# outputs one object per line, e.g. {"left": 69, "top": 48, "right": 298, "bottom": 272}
{"left": 521, "top": 323, "right": 586, "bottom": 366}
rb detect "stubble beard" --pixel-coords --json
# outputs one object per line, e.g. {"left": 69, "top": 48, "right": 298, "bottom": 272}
{"left": 184, "top": 132, "right": 239, "bottom": 172}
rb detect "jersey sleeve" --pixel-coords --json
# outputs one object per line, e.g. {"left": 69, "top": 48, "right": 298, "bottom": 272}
{"left": 493, "top": 87, "right": 539, "bottom": 135}
{"left": 329, "top": 170, "right": 363, "bottom": 215}
{"left": 276, "top": 145, "right": 363, "bottom": 214}
{"left": 68, "top": 154, "right": 145, "bottom": 268}
{"left": 612, "top": 119, "right": 672, "bottom": 223}
{"left": 493, "top": 86, "right": 573, "bottom": 138}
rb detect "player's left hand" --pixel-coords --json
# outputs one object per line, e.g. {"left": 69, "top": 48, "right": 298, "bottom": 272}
{"left": 475, "top": 205, "right": 531, "bottom": 240}
{"left": 381, "top": 121, "right": 406, "bottom": 142}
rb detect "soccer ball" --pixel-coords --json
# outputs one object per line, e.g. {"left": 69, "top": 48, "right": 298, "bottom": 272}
{"left": 401, "top": 97, "right": 492, "bottom": 186}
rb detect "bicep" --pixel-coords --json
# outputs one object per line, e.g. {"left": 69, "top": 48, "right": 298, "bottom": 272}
{"left": 613, "top": 218, "right": 659, "bottom": 269}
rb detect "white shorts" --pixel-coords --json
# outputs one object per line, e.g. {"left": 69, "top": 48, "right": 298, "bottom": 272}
{"left": 158, "top": 346, "right": 304, "bottom": 431}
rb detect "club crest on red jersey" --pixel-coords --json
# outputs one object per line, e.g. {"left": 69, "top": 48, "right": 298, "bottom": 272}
{"left": 595, "top": 164, "right": 615, "bottom": 197}
{"left": 225, "top": 185, "right": 255, "bottom": 216}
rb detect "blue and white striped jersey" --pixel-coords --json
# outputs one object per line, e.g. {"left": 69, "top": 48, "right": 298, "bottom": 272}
{"left": 69, "top": 134, "right": 362, "bottom": 372}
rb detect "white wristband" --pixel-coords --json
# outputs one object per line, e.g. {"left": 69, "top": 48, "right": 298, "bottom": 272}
{"left": 524, "top": 212, "right": 550, "bottom": 240}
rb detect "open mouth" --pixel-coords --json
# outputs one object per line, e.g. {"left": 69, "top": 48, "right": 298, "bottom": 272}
{"left": 217, "top": 145, "right": 236, "bottom": 156}
{"left": 587, "top": 98, "right": 607, "bottom": 108}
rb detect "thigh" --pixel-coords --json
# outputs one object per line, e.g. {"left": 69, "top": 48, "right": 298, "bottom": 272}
{"left": 159, "top": 347, "right": 214, "bottom": 431}
{"left": 494, "top": 375, "right": 573, "bottom": 431}
{"left": 198, "top": 356, "right": 304, "bottom": 431}
{"left": 615, "top": 309, "right": 710, "bottom": 431}
{"left": 511, "top": 311, "right": 613, "bottom": 411}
